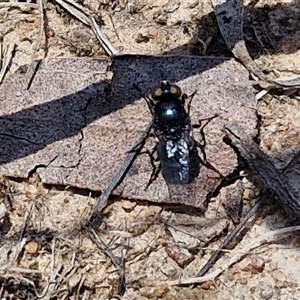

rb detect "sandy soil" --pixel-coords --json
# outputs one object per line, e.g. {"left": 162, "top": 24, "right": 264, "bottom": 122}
{"left": 1, "top": 0, "right": 300, "bottom": 299}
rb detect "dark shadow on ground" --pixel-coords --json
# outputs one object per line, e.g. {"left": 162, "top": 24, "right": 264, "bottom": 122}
{"left": 0, "top": 1, "right": 298, "bottom": 166}
{"left": 164, "top": 0, "right": 300, "bottom": 59}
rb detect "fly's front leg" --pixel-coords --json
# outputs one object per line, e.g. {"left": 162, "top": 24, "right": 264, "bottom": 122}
{"left": 186, "top": 90, "right": 197, "bottom": 115}
{"left": 144, "top": 94, "right": 155, "bottom": 115}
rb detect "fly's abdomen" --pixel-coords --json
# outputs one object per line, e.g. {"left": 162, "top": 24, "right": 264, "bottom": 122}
{"left": 156, "top": 139, "right": 191, "bottom": 185}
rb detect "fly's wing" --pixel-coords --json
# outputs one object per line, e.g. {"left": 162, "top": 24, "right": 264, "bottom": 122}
{"left": 156, "top": 138, "right": 190, "bottom": 185}
{"left": 165, "top": 146, "right": 204, "bottom": 208}
{"left": 156, "top": 126, "right": 197, "bottom": 185}
{"left": 156, "top": 129, "right": 204, "bottom": 208}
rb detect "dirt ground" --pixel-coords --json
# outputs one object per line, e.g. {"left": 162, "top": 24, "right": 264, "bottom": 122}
{"left": 1, "top": 0, "right": 300, "bottom": 299}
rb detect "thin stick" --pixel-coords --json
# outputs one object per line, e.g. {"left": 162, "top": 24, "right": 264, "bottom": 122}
{"left": 89, "top": 122, "right": 153, "bottom": 226}
{"left": 224, "top": 123, "right": 300, "bottom": 222}
{"left": 0, "top": 36, "right": 15, "bottom": 84}
{"left": 166, "top": 223, "right": 300, "bottom": 286}
{"left": 54, "top": 0, "right": 119, "bottom": 56}
{"left": 14, "top": 202, "right": 34, "bottom": 262}
{"left": 90, "top": 16, "right": 119, "bottom": 56}
{"left": 196, "top": 191, "right": 269, "bottom": 277}
{"left": 25, "top": 0, "right": 44, "bottom": 90}
{"left": 87, "top": 228, "right": 125, "bottom": 295}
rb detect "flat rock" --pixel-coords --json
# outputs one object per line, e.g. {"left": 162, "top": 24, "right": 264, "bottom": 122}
{"left": 0, "top": 55, "right": 257, "bottom": 207}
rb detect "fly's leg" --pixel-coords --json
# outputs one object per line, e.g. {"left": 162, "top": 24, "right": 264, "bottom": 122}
{"left": 140, "top": 145, "right": 162, "bottom": 190}
{"left": 144, "top": 94, "right": 155, "bottom": 115}
{"left": 193, "top": 114, "right": 218, "bottom": 148}
{"left": 132, "top": 82, "right": 155, "bottom": 115}
{"left": 195, "top": 141, "right": 207, "bottom": 162}
{"left": 127, "top": 131, "right": 153, "bottom": 155}
{"left": 186, "top": 90, "right": 197, "bottom": 115}
{"left": 196, "top": 142, "right": 223, "bottom": 177}
{"left": 194, "top": 114, "right": 223, "bottom": 177}
{"left": 145, "top": 162, "right": 162, "bottom": 191}
{"left": 193, "top": 113, "right": 218, "bottom": 132}
{"left": 128, "top": 142, "right": 161, "bottom": 190}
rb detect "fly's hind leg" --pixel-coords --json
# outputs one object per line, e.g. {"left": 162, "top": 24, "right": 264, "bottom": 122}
{"left": 193, "top": 114, "right": 218, "bottom": 145}
{"left": 195, "top": 142, "right": 223, "bottom": 177}
{"left": 127, "top": 130, "right": 153, "bottom": 155}
{"left": 194, "top": 114, "right": 223, "bottom": 177}
{"left": 128, "top": 142, "right": 161, "bottom": 190}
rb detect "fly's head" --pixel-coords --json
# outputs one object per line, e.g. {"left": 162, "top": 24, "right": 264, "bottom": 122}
{"left": 146, "top": 81, "right": 191, "bottom": 141}
{"left": 145, "top": 80, "right": 185, "bottom": 114}
{"left": 150, "top": 80, "right": 185, "bottom": 102}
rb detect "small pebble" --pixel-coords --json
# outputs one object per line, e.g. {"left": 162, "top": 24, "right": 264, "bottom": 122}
{"left": 25, "top": 241, "right": 38, "bottom": 254}
{"left": 239, "top": 277, "right": 248, "bottom": 285}
{"left": 258, "top": 283, "right": 274, "bottom": 300}
{"left": 200, "top": 280, "right": 214, "bottom": 290}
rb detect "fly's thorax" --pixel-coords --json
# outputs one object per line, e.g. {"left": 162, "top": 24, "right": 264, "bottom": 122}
{"left": 154, "top": 123, "right": 194, "bottom": 147}
{"left": 153, "top": 116, "right": 193, "bottom": 142}
{"left": 153, "top": 97, "right": 188, "bottom": 128}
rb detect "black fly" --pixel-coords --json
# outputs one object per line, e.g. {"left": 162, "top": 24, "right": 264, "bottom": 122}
{"left": 144, "top": 80, "right": 220, "bottom": 190}
{"left": 89, "top": 80, "right": 221, "bottom": 226}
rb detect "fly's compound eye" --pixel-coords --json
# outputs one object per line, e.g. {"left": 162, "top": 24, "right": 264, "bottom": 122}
{"left": 150, "top": 86, "right": 163, "bottom": 102}
{"left": 151, "top": 83, "right": 182, "bottom": 101}
{"left": 169, "top": 84, "right": 182, "bottom": 98}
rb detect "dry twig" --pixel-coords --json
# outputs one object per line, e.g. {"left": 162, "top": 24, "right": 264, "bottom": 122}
{"left": 0, "top": 36, "right": 15, "bottom": 84}
{"left": 212, "top": 0, "right": 300, "bottom": 88}
{"left": 195, "top": 191, "right": 269, "bottom": 278}
{"left": 87, "top": 228, "right": 126, "bottom": 296}
{"left": 89, "top": 122, "right": 153, "bottom": 227}
{"left": 14, "top": 202, "right": 33, "bottom": 262}
{"left": 54, "top": 0, "right": 119, "bottom": 56}
{"left": 224, "top": 122, "right": 300, "bottom": 222}
{"left": 25, "top": 0, "right": 45, "bottom": 90}
{"left": 166, "top": 225, "right": 300, "bottom": 286}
